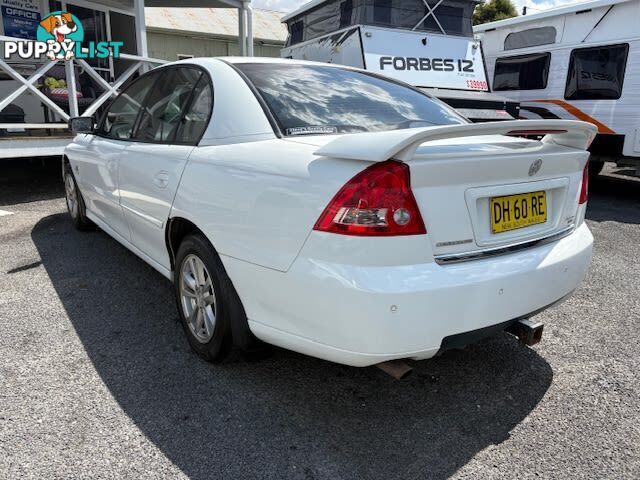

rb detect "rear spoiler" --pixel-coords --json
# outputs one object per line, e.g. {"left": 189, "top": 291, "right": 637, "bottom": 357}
{"left": 314, "top": 120, "right": 597, "bottom": 162}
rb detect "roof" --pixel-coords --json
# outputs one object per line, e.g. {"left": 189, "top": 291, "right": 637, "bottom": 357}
{"left": 167, "top": 56, "right": 367, "bottom": 69}
{"left": 145, "top": 7, "right": 288, "bottom": 42}
{"left": 282, "top": 0, "right": 480, "bottom": 22}
{"left": 220, "top": 56, "right": 353, "bottom": 65}
{"left": 474, "top": 0, "right": 634, "bottom": 32}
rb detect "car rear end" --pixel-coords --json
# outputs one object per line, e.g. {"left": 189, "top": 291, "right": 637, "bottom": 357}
{"left": 229, "top": 61, "right": 595, "bottom": 367}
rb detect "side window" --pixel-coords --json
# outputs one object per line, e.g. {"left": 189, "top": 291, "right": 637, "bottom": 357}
{"left": 175, "top": 75, "right": 213, "bottom": 144}
{"left": 565, "top": 44, "right": 628, "bottom": 100}
{"left": 99, "top": 73, "right": 156, "bottom": 140}
{"left": 133, "top": 67, "right": 202, "bottom": 143}
{"left": 493, "top": 53, "right": 551, "bottom": 91}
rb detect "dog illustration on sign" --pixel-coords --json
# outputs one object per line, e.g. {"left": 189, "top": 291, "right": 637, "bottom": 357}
{"left": 39, "top": 12, "right": 78, "bottom": 60}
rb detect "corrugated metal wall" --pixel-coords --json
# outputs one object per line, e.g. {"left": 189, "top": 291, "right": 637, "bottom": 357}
{"left": 147, "top": 31, "right": 283, "bottom": 60}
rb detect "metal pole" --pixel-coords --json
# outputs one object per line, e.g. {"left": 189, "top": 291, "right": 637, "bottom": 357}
{"left": 134, "top": 0, "right": 149, "bottom": 71}
{"left": 245, "top": 3, "right": 254, "bottom": 56}
{"left": 65, "top": 59, "right": 79, "bottom": 117}
{"left": 238, "top": 5, "right": 246, "bottom": 56}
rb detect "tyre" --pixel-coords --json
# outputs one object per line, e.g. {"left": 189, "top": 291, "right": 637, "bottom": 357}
{"left": 63, "top": 163, "right": 93, "bottom": 231}
{"left": 174, "top": 234, "right": 238, "bottom": 362}
{"left": 589, "top": 160, "right": 605, "bottom": 181}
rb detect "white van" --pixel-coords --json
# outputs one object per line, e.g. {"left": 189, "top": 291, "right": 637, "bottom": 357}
{"left": 281, "top": 0, "right": 520, "bottom": 122}
{"left": 475, "top": 0, "right": 640, "bottom": 175}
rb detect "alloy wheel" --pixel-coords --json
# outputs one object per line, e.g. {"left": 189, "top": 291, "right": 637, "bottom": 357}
{"left": 179, "top": 254, "right": 217, "bottom": 343}
{"left": 65, "top": 172, "right": 78, "bottom": 219}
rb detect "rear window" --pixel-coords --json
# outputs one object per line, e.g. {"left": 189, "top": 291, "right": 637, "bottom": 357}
{"left": 236, "top": 63, "right": 466, "bottom": 136}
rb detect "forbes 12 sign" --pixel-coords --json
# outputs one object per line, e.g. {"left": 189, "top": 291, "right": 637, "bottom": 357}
{"left": 361, "top": 27, "right": 489, "bottom": 92}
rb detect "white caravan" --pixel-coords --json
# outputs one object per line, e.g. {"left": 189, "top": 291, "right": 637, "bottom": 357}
{"left": 281, "top": 0, "right": 520, "bottom": 122}
{"left": 475, "top": 0, "right": 640, "bottom": 175}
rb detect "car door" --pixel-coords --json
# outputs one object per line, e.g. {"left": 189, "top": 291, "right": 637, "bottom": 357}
{"left": 118, "top": 66, "right": 213, "bottom": 269}
{"left": 74, "top": 73, "right": 157, "bottom": 240}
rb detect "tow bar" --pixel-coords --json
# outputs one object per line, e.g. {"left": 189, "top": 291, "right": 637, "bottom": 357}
{"left": 506, "top": 318, "right": 544, "bottom": 346}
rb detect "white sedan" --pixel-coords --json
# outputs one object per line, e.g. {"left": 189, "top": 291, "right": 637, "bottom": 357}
{"left": 64, "top": 58, "right": 595, "bottom": 371}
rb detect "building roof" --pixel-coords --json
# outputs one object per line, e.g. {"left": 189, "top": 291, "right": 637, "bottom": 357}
{"left": 145, "top": 7, "right": 288, "bottom": 42}
{"left": 474, "top": 0, "right": 634, "bottom": 32}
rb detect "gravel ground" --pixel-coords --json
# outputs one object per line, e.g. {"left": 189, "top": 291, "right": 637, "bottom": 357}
{"left": 0, "top": 160, "right": 638, "bottom": 479}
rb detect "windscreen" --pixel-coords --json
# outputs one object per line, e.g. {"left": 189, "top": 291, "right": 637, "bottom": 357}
{"left": 237, "top": 63, "right": 466, "bottom": 136}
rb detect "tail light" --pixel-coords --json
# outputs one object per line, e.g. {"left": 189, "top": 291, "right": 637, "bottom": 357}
{"left": 579, "top": 162, "right": 589, "bottom": 204}
{"left": 314, "top": 160, "right": 426, "bottom": 236}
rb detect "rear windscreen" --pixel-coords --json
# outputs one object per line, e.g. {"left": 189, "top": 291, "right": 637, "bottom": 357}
{"left": 236, "top": 63, "right": 466, "bottom": 136}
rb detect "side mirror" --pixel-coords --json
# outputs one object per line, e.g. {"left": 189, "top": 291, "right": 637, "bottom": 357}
{"left": 68, "top": 116, "right": 95, "bottom": 134}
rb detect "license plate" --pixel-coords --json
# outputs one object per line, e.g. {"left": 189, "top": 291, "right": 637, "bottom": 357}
{"left": 490, "top": 191, "right": 547, "bottom": 234}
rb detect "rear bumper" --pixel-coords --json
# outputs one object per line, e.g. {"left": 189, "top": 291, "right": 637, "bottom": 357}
{"left": 224, "top": 223, "right": 593, "bottom": 367}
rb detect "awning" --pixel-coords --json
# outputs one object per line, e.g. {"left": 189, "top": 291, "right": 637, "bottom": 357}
{"left": 145, "top": 0, "right": 246, "bottom": 8}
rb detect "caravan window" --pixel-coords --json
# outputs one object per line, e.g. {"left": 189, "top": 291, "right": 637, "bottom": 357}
{"left": 340, "top": 0, "right": 354, "bottom": 27}
{"left": 371, "top": 0, "right": 473, "bottom": 36}
{"left": 565, "top": 44, "right": 628, "bottom": 100}
{"left": 289, "top": 20, "right": 304, "bottom": 44}
{"left": 373, "top": 0, "right": 392, "bottom": 24}
{"left": 504, "top": 27, "right": 556, "bottom": 50}
{"left": 493, "top": 53, "right": 551, "bottom": 91}
{"left": 423, "top": 4, "right": 465, "bottom": 35}
{"left": 285, "top": 0, "right": 474, "bottom": 45}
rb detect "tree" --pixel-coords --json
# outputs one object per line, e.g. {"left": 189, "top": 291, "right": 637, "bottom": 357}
{"left": 473, "top": 0, "right": 518, "bottom": 25}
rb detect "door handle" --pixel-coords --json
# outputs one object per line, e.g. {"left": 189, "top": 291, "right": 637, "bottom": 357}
{"left": 153, "top": 171, "right": 170, "bottom": 189}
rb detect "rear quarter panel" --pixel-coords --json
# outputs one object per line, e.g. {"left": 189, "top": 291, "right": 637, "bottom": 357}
{"left": 170, "top": 139, "right": 364, "bottom": 272}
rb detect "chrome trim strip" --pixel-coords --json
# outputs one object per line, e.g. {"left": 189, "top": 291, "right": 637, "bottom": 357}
{"left": 434, "top": 225, "right": 576, "bottom": 265}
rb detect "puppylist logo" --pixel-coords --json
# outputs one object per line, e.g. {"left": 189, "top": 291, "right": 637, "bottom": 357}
{"left": 3, "top": 11, "right": 122, "bottom": 61}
